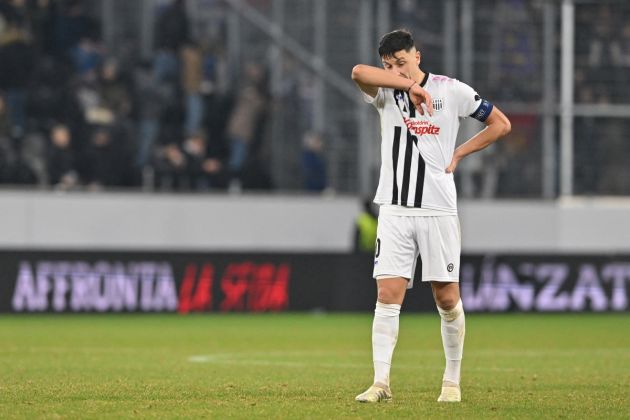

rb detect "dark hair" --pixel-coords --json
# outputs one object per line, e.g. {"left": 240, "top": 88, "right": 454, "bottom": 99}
{"left": 378, "top": 29, "right": 415, "bottom": 58}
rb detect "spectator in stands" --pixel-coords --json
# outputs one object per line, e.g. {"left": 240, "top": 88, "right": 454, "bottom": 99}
{"left": 28, "top": 55, "right": 83, "bottom": 132}
{"left": 612, "top": 22, "right": 630, "bottom": 67}
{"left": 0, "top": 22, "right": 34, "bottom": 138}
{"left": 0, "top": 93, "right": 14, "bottom": 181}
{"left": 596, "top": 120, "right": 628, "bottom": 194}
{"left": 489, "top": 0, "right": 539, "bottom": 101}
{"left": 181, "top": 132, "right": 209, "bottom": 190}
{"left": 82, "top": 127, "right": 123, "bottom": 189}
{"left": 226, "top": 62, "right": 267, "bottom": 183}
{"left": 29, "top": 0, "right": 56, "bottom": 55}
{"left": 181, "top": 40, "right": 204, "bottom": 137}
{"left": 203, "top": 97, "right": 230, "bottom": 173}
{"left": 198, "top": 39, "right": 231, "bottom": 173}
{"left": 587, "top": 6, "right": 616, "bottom": 69}
{"left": 53, "top": 0, "right": 94, "bottom": 55}
{"left": 20, "top": 131, "right": 47, "bottom": 185}
{"left": 583, "top": 5, "right": 622, "bottom": 102}
{"left": 99, "top": 58, "right": 132, "bottom": 121}
{"left": 152, "top": 108, "right": 186, "bottom": 190}
{"left": 201, "top": 155, "right": 228, "bottom": 190}
{"left": 0, "top": 93, "right": 11, "bottom": 138}
{"left": 301, "top": 131, "right": 327, "bottom": 192}
{"left": 200, "top": 38, "right": 228, "bottom": 95}
{"left": 75, "top": 75, "right": 114, "bottom": 127}
{"left": 0, "top": 91, "right": 42, "bottom": 186}
{"left": 71, "top": 35, "right": 103, "bottom": 81}
{"left": 353, "top": 199, "right": 378, "bottom": 254}
{"left": 0, "top": 0, "right": 27, "bottom": 27}
{"left": 46, "top": 123, "right": 78, "bottom": 189}
{"left": 152, "top": 131, "right": 229, "bottom": 191}
{"left": 153, "top": 0, "right": 189, "bottom": 84}
{"left": 0, "top": 134, "right": 15, "bottom": 183}
{"left": 202, "top": 84, "right": 231, "bottom": 191}
{"left": 133, "top": 61, "right": 171, "bottom": 168}
{"left": 154, "top": 142, "right": 187, "bottom": 190}
{"left": 611, "top": 22, "right": 630, "bottom": 99}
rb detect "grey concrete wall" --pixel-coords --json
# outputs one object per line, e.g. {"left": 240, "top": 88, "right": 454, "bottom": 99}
{"left": 0, "top": 191, "right": 628, "bottom": 253}
{"left": 0, "top": 191, "right": 359, "bottom": 252}
{"left": 459, "top": 197, "right": 630, "bottom": 253}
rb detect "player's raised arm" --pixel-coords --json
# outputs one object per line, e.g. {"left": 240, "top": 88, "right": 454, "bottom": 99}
{"left": 351, "top": 64, "right": 433, "bottom": 116}
{"left": 446, "top": 105, "right": 511, "bottom": 173}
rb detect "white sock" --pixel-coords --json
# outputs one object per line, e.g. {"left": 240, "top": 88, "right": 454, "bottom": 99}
{"left": 437, "top": 299, "right": 465, "bottom": 385}
{"left": 372, "top": 301, "right": 401, "bottom": 387}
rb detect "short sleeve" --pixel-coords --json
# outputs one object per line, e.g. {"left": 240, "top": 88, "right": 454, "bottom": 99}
{"left": 362, "top": 87, "right": 385, "bottom": 109}
{"left": 452, "top": 80, "right": 482, "bottom": 118}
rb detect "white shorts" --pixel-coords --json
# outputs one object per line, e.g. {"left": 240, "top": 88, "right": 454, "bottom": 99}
{"left": 373, "top": 214, "right": 461, "bottom": 288}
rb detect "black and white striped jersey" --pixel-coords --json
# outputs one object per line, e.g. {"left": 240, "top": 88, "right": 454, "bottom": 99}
{"left": 363, "top": 72, "right": 488, "bottom": 214}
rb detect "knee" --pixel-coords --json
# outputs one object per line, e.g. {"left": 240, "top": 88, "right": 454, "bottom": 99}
{"left": 377, "top": 287, "right": 402, "bottom": 305}
{"left": 435, "top": 295, "right": 458, "bottom": 311}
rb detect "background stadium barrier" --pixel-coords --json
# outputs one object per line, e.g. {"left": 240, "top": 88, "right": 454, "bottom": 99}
{"left": 3, "top": 192, "right": 630, "bottom": 254}
{"left": 2, "top": 251, "right": 628, "bottom": 313}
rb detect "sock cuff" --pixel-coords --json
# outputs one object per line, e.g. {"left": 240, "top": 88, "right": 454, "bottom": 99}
{"left": 375, "top": 301, "right": 401, "bottom": 317}
{"left": 437, "top": 299, "right": 463, "bottom": 322}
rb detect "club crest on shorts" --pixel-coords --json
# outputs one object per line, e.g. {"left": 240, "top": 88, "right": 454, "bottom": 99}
{"left": 447, "top": 263, "right": 454, "bottom": 272}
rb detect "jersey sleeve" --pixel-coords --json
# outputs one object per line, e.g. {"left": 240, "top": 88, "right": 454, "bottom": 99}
{"left": 452, "top": 80, "right": 493, "bottom": 122}
{"left": 362, "top": 87, "right": 386, "bottom": 109}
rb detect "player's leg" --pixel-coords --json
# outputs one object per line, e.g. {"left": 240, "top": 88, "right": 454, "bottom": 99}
{"left": 355, "top": 277, "right": 406, "bottom": 403}
{"left": 374, "top": 277, "right": 407, "bottom": 381}
{"left": 356, "top": 215, "right": 417, "bottom": 403}
{"left": 417, "top": 215, "right": 464, "bottom": 402}
{"left": 432, "top": 281, "right": 465, "bottom": 402}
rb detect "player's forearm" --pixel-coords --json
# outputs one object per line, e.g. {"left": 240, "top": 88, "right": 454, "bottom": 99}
{"left": 453, "top": 122, "right": 510, "bottom": 161}
{"left": 351, "top": 64, "right": 416, "bottom": 91}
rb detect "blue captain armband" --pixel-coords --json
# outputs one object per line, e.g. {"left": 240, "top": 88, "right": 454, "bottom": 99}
{"left": 470, "top": 99, "right": 494, "bottom": 122}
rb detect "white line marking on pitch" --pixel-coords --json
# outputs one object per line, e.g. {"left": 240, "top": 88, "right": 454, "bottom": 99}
{"left": 186, "top": 355, "right": 525, "bottom": 372}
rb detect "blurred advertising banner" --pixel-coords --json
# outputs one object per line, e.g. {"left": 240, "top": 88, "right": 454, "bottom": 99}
{"left": 0, "top": 252, "right": 628, "bottom": 313}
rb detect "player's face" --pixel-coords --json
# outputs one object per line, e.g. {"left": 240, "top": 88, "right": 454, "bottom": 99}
{"left": 381, "top": 48, "right": 421, "bottom": 79}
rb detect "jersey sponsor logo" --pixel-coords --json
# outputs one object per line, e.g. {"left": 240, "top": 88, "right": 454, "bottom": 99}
{"left": 403, "top": 117, "right": 441, "bottom": 136}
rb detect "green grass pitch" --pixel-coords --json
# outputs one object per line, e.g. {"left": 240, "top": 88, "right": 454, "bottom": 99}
{"left": 0, "top": 313, "right": 628, "bottom": 419}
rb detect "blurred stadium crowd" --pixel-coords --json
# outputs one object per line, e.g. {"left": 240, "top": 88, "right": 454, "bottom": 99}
{"left": 573, "top": 3, "right": 630, "bottom": 195}
{"left": 460, "top": 0, "right": 630, "bottom": 197}
{"left": 0, "top": 0, "right": 628, "bottom": 195}
{"left": 0, "top": 0, "right": 293, "bottom": 192}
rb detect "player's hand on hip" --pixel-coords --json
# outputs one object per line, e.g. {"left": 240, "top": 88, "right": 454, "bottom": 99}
{"left": 409, "top": 84, "right": 434, "bottom": 116}
{"left": 445, "top": 156, "right": 460, "bottom": 174}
